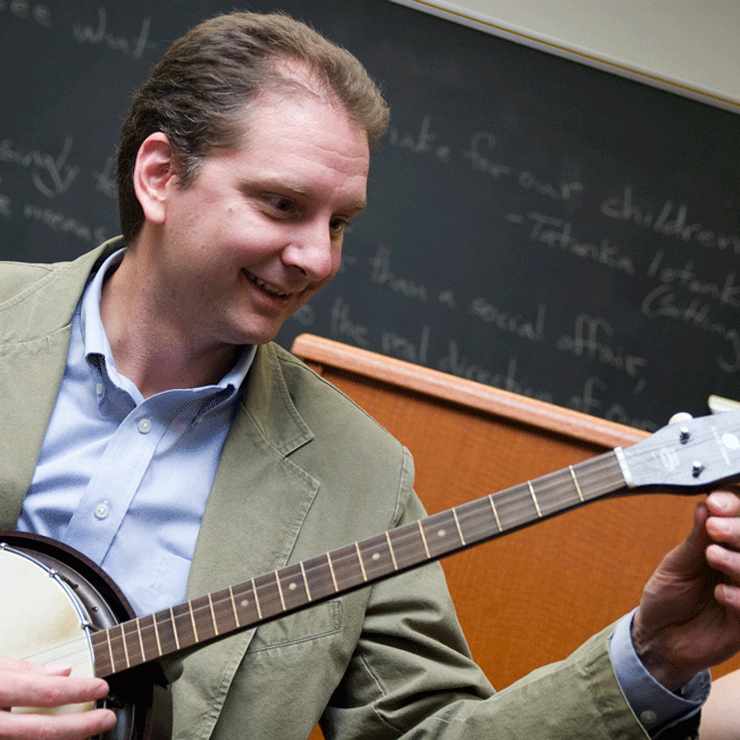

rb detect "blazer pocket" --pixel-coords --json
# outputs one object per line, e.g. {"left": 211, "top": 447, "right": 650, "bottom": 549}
{"left": 247, "top": 598, "right": 342, "bottom": 652}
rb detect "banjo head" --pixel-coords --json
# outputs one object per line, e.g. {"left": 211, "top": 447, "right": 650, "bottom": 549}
{"left": 0, "top": 532, "right": 154, "bottom": 739}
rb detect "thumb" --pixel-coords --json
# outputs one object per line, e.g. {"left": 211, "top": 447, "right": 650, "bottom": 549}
{"left": 660, "top": 501, "right": 712, "bottom": 579}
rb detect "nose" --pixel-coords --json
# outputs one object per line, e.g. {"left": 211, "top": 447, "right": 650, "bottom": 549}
{"left": 282, "top": 221, "right": 338, "bottom": 283}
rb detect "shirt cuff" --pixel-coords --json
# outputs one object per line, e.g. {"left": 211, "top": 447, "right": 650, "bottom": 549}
{"left": 609, "top": 609, "right": 710, "bottom": 736}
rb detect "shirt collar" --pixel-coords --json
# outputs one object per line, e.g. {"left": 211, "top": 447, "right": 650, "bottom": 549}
{"left": 79, "top": 248, "right": 255, "bottom": 403}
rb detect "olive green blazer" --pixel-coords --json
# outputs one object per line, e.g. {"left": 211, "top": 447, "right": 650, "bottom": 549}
{"left": 0, "top": 240, "right": 686, "bottom": 739}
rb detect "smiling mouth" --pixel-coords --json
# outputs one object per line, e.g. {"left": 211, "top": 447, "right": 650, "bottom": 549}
{"left": 244, "top": 271, "right": 291, "bottom": 299}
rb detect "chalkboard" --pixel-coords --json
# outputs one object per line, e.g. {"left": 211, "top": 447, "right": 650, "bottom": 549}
{"left": 2, "top": 0, "right": 739, "bottom": 431}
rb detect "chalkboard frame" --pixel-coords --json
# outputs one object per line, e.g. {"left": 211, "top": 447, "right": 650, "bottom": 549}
{"left": 392, "top": 0, "right": 740, "bottom": 116}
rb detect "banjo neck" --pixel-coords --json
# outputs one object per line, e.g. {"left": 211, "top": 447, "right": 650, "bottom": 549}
{"left": 90, "top": 409, "right": 740, "bottom": 677}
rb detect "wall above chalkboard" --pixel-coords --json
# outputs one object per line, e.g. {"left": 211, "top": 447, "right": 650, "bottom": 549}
{"left": 1, "top": 0, "right": 739, "bottom": 431}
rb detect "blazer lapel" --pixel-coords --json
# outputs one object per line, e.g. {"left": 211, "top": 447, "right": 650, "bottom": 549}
{"left": 173, "top": 343, "right": 317, "bottom": 739}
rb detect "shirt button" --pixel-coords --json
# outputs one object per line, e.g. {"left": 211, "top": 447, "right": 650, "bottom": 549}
{"left": 138, "top": 418, "right": 152, "bottom": 434}
{"left": 94, "top": 501, "right": 110, "bottom": 520}
{"left": 639, "top": 710, "right": 658, "bottom": 726}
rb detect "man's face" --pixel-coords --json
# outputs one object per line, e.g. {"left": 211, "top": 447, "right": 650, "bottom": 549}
{"left": 147, "top": 86, "right": 370, "bottom": 349}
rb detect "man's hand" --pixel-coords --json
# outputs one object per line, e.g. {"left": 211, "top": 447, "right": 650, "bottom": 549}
{"left": 0, "top": 656, "right": 116, "bottom": 739}
{"left": 632, "top": 490, "right": 740, "bottom": 692}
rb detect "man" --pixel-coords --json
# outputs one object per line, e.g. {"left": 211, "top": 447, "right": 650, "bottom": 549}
{"left": 1, "top": 11, "right": 740, "bottom": 740}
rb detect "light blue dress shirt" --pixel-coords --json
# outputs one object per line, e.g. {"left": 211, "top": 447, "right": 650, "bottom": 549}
{"left": 15, "top": 249, "right": 708, "bottom": 734}
{"left": 16, "top": 249, "right": 254, "bottom": 616}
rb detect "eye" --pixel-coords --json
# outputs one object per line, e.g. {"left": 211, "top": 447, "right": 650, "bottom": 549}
{"left": 329, "top": 217, "right": 352, "bottom": 238}
{"left": 265, "top": 194, "right": 298, "bottom": 217}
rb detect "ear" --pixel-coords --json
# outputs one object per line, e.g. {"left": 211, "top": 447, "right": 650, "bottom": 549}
{"left": 133, "top": 132, "right": 177, "bottom": 226}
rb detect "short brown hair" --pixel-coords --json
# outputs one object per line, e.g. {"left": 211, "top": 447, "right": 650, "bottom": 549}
{"left": 116, "top": 11, "right": 389, "bottom": 242}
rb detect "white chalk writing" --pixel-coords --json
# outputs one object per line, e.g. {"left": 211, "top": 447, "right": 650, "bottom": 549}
{"left": 92, "top": 154, "right": 117, "bottom": 199}
{"left": 387, "top": 116, "right": 451, "bottom": 164}
{"left": 0, "top": 0, "right": 52, "bottom": 28}
{"left": 22, "top": 202, "right": 108, "bottom": 243}
{"left": 601, "top": 185, "right": 740, "bottom": 255}
{"left": 556, "top": 314, "right": 647, "bottom": 378}
{"left": 72, "top": 7, "right": 154, "bottom": 58}
{"left": 508, "top": 211, "right": 635, "bottom": 274}
{"left": 468, "top": 298, "right": 545, "bottom": 342}
{"left": 463, "top": 131, "right": 583, "bottom": 201}
{"left": 329, "top": 297, "right": 369, "bottom": 346}
{"left": 641, "top": 285, "right": 740, "bottom": 373}
{"left": 647, "top": 250, "right": 740, "bottom": 310}
{"left": 0, "top": 136, "right": 80, "bottom": 197}
{"left": 370, "top": 246, "right": 428, "bottom": 300}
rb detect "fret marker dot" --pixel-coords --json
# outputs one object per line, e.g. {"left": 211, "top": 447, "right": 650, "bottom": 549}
{"left": 437, "top": 529, "right": 446, "bottom": 537}
{"left": 372, "top": 553, "right": 380, "bottom": 561}
{"left": 289, "top": 582, "right": 297, "bottom": 590}
{"left": 241, "top": 600, "right": 248, "bottom": 608}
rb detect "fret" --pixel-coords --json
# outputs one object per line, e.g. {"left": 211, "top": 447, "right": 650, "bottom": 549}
{"left": 135, "top": 618, "right": 146, "bottom": 662}
{"left": 148, "top": 613, "right": 163, "bottom": 657}
{"left": 488, "top": 495, "right": 502, "bottom": 531}
{"left": 169, "top": 607, "right": 181, "bottom": 651}
{"left": 452, "top": 507, "right": 466, "bottom": 545}
{"left": 275, "top": 570, "right": 287, "bottom": 611}
{"left": 91, "top": 628, "right": 115, "bottom": 676}
{"left": 417, "top": 520, "right": 431, "bottom": 559}
{"left": 174, "top": 602, "right": 199, "bottom": 649}
{"left": 528, "top": 481, "right": 543, "bottom": 517}
{"left": 355, "top": 542, "right": 368, "bottom": 582}
{"left": 153, "top": 609, "right": 179, "bottom": 656}
{"left": 382, "top": 523, "right": 419, "bottom": 570}
{"left": 229, "top": 586, "right": 241, "bottom": 628}
{"left": 252, "top": 572, "right": 285, "bottom": 622}
{"left": 385, "top": 532, "right": 399, "bottom": 571}
{"left": 569, "top": 465, "right": 585, "bottom": 502}
{"left": 188, "top": 603, "right": 200, "bottom": 644}
{"left": 119, "top": 624, "right": 131, "bottom": 669}
{"left": 301, "top": 553, "right": 337, "bottom": 602}
{"left": 300, "top": 562, "right": 312, "bottom": 602}
{"left": 208, "top": 594, "right": 219, "bottom": 636}
{"left": 252, "top": 578, "right": 263, "bottom": 620}
{"left": 327, "top": 543, "right": 362, "bottom": 591}
{"left": 577, "top": 453, "right": 627, "bottom": 500}
{"left": 326, "top": 552, "right": 339, "bottom": 592}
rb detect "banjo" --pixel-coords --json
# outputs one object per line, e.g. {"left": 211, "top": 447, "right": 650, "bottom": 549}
{"left": 3, "top": 409, "right": 740, "bottom": 739}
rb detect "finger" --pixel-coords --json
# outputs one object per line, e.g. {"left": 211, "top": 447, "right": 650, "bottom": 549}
{"left": 706, "top": 543, "right": 740, "bottom": 586}
{"left": 707, "top": 490, "right": 740, "bottom": 518}
{"left": 714, "top": 581, "right": 740, "bottom": 609}
{"left": 0, "top": 706, "right": 116, "bottom": 740}
{"left": 706, "top": 492, "right": 740, "bottom": 550}
{"left": 0, "top": 671, "right": 109, "bottom": 710}
{"left": 0, "top": 656, "right": 71, "bottom": 677}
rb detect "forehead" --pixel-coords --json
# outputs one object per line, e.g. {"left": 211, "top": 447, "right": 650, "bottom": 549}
{"left": 222, "top": 89, "right": 370, "bottom": 191}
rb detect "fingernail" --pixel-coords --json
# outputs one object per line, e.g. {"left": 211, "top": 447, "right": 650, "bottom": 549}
{"left": 710, "top": 492, "right": 734, "bottom": 512}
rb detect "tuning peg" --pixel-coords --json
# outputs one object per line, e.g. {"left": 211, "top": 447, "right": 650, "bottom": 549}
{"left": 668, "top": 412, "right": 693, "bottom": 444}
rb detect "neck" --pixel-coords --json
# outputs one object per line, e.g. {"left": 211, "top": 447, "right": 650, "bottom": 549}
{"left": 99, "top": 252, "right": 242, "bottom": 398}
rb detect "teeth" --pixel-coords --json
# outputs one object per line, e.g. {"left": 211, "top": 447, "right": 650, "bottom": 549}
{"left": 246, "top": 272, "right": 289, "bottom": 298}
